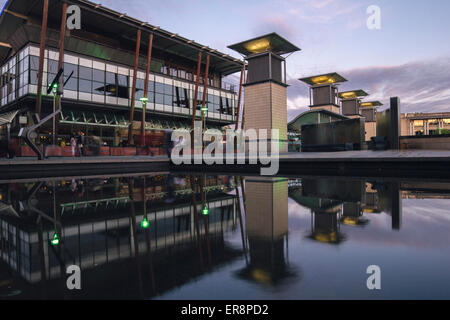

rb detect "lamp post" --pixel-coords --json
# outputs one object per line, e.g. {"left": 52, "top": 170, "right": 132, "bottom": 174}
{"left": 140, "top": 97, "right": 149, "bottom": 145}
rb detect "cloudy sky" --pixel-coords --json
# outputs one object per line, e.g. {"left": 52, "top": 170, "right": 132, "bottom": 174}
{"left": 2, "top": 0, "right": 449, "bottom": 119}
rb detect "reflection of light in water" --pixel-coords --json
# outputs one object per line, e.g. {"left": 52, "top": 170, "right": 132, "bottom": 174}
{"left": 251, "top": 269, "right": 271, "bottom": 286}
{"left": 313, "top": 231, "right": 337, "bottom": 243}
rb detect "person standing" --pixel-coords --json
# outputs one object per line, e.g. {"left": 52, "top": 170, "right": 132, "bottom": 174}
{"left": 70, "top": 136, "right": 77, "bottom": 157}
{"left": 164, "top": 129, "right": 174, "bottom": 159}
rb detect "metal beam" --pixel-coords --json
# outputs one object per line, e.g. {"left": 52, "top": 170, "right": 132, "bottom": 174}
{"left": 200, "top": 54, "right": 210, "bottom": 125}
{"left": 234, "top": 66, "right": 244, "bottom": 131}
{"left": 191, "top": 51, "right": 202, "bottom": 130}
{"left": 241, "top": 70, "right": 249, "bottom": 130}
{"left": 54, "top": 2, "right": 68, "bottom": 145}
{"left": 35, "top": 0, "right": 49, "bottom": 116}
{"left": 128, "top": 29, "right": 142, "bottom": 144}
{"left": 141, "top": 33, "right": 153, "bottom": 142}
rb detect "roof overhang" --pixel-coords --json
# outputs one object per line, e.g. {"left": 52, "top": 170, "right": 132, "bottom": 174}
{"left": 360, "top": 101, "right": 383, "bottom": 108}
{"left": 228, "top": 32, "right": 301, "bottom": 56}
{"left": 339, "top": 90, "right": 369, "bottom": 99}
{"left": 0, "top": 0, "right": 243, "bottom": 75}
{"left": 299, "top": 72, "right": 347, "bottom": 86}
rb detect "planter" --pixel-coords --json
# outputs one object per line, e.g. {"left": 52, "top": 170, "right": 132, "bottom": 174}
{"left": 137, "top": 147, "right": 149, "bottom": 156}
{"left": 19, "top": 146, "right": 42, "bottom": 157}
{"left": 62, "top": 146, "right": 76, "bottom": 157}
{"left": 45, "top": 146, "right": 63, "bottom": 157}
{"left": 110, "top": 147, "right": 122, "bottom": 156}
{"left": 99, "top": 146, "right": 110, "bottom": 156}
{"left": 122, "top": 147, "right": 137, "bottom": 156}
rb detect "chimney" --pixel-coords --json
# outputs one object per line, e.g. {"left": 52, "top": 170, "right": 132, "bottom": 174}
{"left": 359, "top": 101, "right": 382, "bottom": 142}
{"left": 339, "top": 89, "right": 369, "bottom": 118}
{"left": 228, "top": 33, "right": 300, "bottom": 153}
{"left": 299, "top": 72, "right": 347, "bottom": 114}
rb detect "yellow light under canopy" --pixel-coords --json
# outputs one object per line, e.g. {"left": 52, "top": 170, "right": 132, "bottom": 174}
{"left": 339, "top": 89, "right": 369, "bottom": 99}
{"left": 360, "top": 101, "right": 383, "bottom": 108}
{"left": 299, "top": 72, "right": 347, "bottom": 86}
{"left": 244, "top": 38, "right": 271, "bottom": 54}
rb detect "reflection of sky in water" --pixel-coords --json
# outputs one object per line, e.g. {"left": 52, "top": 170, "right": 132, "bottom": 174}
{"left": 158, "top": 197, "right": 450, "bottom": 300}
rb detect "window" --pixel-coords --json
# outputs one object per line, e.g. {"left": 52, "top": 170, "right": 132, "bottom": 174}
{"left": 64, "top": 63, "right": 78, "bottom": 78}
{"left": 30, "top": 56, "right": 39, "bottom": 71}
{"left": 64, "top": 77, "right": 77, "bottom": 91}
{"left": 117, "top": 74, "right": 129, "bottom": 99}
{"left": 93, "top": 69, "right": 105, "bottom": 83}
{"left": 79, "top": 66, "right": 92, "bottom": 80}
{"left": 174, "top": 87, "right": 189, "bottom": 108}
{"left": 93, "top": 81, "right": 105, "bottom": 95}
{"left": 155, "top": 93, "right": 164, "bottom": 105}
{"left": 79, "top": 79, "right": 92, "bottom": 93}
{"left": 105, "top": 72, "right": 116, "bottom": 97}
{"left": 48, "top": 59, "right": 59, "bottom": 74}
{"left": 135, "top": 78, "right": 145, "bottom": 101}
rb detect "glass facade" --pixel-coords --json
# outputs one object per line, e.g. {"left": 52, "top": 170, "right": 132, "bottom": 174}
{"left": 0, "top": 44, "right": 237, "bottom": 122}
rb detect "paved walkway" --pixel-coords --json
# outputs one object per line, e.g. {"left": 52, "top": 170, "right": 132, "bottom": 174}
{"left": 0, "top": 155, "right": 169, "bottom": 165}
{"left": 1, "top": 150, "right": 450, "bottom": 166}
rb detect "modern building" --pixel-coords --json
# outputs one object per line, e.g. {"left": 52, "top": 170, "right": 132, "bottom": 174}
{"left": 360, "top": 100, "right": 382, "bottom": 141}
{"left": 0, "top": 0, "right": 243, "bottom": 148}
{"left": 288, "top": 73, "right": 349, "bottom": 149}
{"left": 401, "top": 112, "right": 450, "bottom": 136}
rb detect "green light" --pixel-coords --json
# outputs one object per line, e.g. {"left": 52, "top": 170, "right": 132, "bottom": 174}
{"left": 50, "top": 233, "right": 60, "bottom": 246}
{"left": 52, "top": 83, "right": 58, "bottom": 94}
{"left": 202, "top": 206, "right": 209, "bottom": 216}
{"left": 140, "top": 97, "right": 149, "bottom": 103}
{"left": 141, "top": 217, "right": 150, "bottom": 229}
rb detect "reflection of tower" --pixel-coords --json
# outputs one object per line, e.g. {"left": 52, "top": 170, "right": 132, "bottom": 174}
{"left": 237, "top": 177, "right": 296, "bottom": 286}
{"left": 228, "top": 33, "right": 300, "bottom": 153}
{"left": 310, "top": 203, "right": 345, "bottom": 244}
{"left": 340, "top": 202, "right": 369, "bottom": 227}
{"left": 373, "top": 182, "right": 402, "bottom": 230}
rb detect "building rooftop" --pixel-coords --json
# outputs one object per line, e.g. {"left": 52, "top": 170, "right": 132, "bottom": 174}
{"left": 360, "top": 101, "right": 383, "bottom": 108}
{"left": 228, "top": 32, "right": 301, "bottom": 56}
{"left": 0, "top": 0, "right": 243, "bottom": 75}
{"left": 339, "top": 90, "right": 369, "bottom": 99}
{"left": 299, "top": 73, "right": 347, "bottom": 86}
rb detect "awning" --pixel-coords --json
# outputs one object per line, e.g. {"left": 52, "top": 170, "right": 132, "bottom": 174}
{"left": 0, "top": 109, "right": 19, "bottom": 126}
{"left": 0, "top": 201, "right": 19, "bottom": 218}
{"left": 60, "top": 110, "right": 224, "bottom": 131}
{"left": 60, "top": 110, "right": 129, "bottom": 128}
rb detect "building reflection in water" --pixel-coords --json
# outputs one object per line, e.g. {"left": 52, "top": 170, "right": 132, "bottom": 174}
{"left": 0, "top": 174, "right": 241, "bottom": 299}
{"left": 236, "top": 177, "right": 298, "bottom": 287}
{"left": 289, "top": 177, "right": 403, "bottom": 244}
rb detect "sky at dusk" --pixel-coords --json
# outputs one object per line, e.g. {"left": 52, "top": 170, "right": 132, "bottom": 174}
{"left": 2, "top": 0, "right": 449, "bottom": 120}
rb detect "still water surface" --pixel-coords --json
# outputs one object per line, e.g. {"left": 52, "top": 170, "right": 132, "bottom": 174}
{"left": 0, "top": 173, "right": 449, "bottom": 299}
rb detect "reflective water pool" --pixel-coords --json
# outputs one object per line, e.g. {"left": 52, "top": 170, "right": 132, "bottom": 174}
{"left": 1, "top": 174, "right": 449, "bottom": 299}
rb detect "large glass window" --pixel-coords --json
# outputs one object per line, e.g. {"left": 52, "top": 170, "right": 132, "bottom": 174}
{"left": 79, "top": 66, "right": 92, "bottom": 80}
{"left": 174, "top": 87, "right": 189, "bottom": 108}
{"left": 117, "top": 74, "right": 128, "bottom": 99}
{"left": 79, "top": 79, "right": 92, "bottom": 93}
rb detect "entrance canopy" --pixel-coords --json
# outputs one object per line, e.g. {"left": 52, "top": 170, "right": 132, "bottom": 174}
{"left": 0, "top": 109, "right": 19, "bottom": 126}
